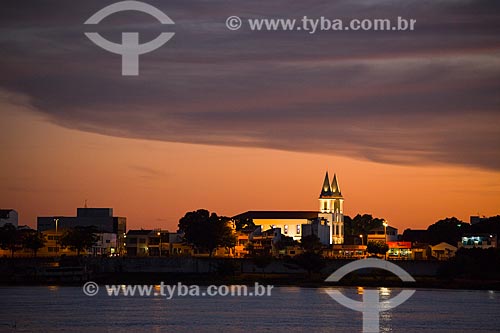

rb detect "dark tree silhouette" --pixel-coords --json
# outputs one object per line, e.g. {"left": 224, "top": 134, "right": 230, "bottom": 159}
{"left": 300, "top": 235, "right": 323, "bottom": 253}
{"left": 178, "top": 209, "right": 236, "bottom": 256}
{"left": 427, "top": 217, "right": 469, "bottom": 245}
{"left": 60, "top": 226, "right": 98, "bottom": 256}
{"left": 367, "top": 241, "right": 389, "bottom": 256}
{"left": 22, "top": 230, "right": 46, "bottom": 257}
{"left": 0, "top": 223, "right": 21, "bottom": 257}
{"left": 234, "top": 217, "right": 256, "bottom": 232}
{"left": 344, "top": 214, "right": 385, "bottom": 236}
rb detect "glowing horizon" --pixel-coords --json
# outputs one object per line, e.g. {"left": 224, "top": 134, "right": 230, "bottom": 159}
{"left": 1, "top": 101, "right": 498, "bottom": 232}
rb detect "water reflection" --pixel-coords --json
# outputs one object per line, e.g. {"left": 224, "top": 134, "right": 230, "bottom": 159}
{"left": 0, "top": 287, "right": 498, "bottom": 332}
{"left": 47, "top": 285, "right": 59, "bottom": 292}
{"left": 380, "top": 287, "right": 391, "bottom": 299}
{"left": 380, "top": 310, "right": 393, "bottom": 333}
{"left": 280, "top": 286, "right": 301, "bottom": 293}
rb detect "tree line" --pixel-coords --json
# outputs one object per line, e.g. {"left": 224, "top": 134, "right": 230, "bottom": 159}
{"left": 0, "top": 224, "right": 98, "bottom": 257}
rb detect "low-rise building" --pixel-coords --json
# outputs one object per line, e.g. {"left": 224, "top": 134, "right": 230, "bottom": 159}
{"left": 302, "top": 218, "right": 331, "bottom": 245}
{"left": 329, "top": 244, "right": 366, "bottom": 259}
{"left": 92, "top": 233, "right": 117, "bottom": 256}
{"left": 234, "top": 233, "right": 250, "bottom": 258}
{"left": 387, "top": 241, "right": 412, "bottom": 260}
{"left": 38, "top": 207, "right": 126, "bottom": 255}
{"left": 459, "top": 234, "right": 497, "bottom": 249}
{"left": 248, "top": 227, "right": 282, "bottom": 256}
{"left": 0, "top": 209, "right": 18, "bottom": 227}
{"left": 430, "top": 242, "right": 457, "bottom": 260}
{"left": 125, "top": 229, "right": 194, "bottom": 257}
{"left": 367, "top": 225, "right": 398, "bottom": 243}
{"left": 125, "top": 229, "right": 152, "bottom": 256}
{"left": 410, "top": 243, "right": 431, "bottom": 260}
{"left": 470, "top": 216, "right": 489, "bottom": 225}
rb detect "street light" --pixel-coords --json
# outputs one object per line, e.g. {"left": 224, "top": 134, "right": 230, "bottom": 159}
{"left": 359, "top": 234, "right": 364, "bottom": 245}
{"left": 54, "top": 218, "right": 60, "bottom": 256}
{"left": 54, "top": 218, "right": 59, "bottom": 235}
{"left": 383, "top": 220, "right": 389, "bottom": 260}
{"left": 157, "top": 231, "right": 162, "bottom": 257}
{"left": 382, "top": 220, "right": 388, "bottom": 243}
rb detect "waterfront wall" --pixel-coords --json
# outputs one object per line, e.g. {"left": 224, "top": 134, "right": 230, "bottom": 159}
{"left": 0, "top": 257, "right": 442, "bottom": 284}
{"left": 90, "top": 257, "right": 441, "bottom": 276}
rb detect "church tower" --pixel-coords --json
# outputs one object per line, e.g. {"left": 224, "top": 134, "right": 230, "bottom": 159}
{"left": 318, "top": 171, "right": 344, "bottom": 244}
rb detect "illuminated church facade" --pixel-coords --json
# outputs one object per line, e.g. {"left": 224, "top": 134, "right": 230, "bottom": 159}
{"left": 233, "top": 172, "right": 344, "bottom": 245}
{"left": 318, "top": 172, "right": 345, "bottom": 244}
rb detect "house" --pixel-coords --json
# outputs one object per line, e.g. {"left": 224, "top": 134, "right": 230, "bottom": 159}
{"left": 302, "top": 218, "right": 331, "bottom": 245}
{"left": 125, "top": 229, "right": 194, "bottom": 257}
{"left": 329, "top": 244, "right": 366, "bottom": 259}
{"left": 411, "top": 243, "right": 431, "bottom": 260}
{"left": 367, "top": 225, "right": 398, "bottom": 243}
{"left": 430, "top": 242, "right": 457, "bottom": 260}
{"left": 125, "top": 229, "right": 152, "bottom": 256}
{"left": 387, "top": 241, "right": 412, "bottom": 260}
{"left": 234, "top": 233, "right": 250, "bottom": 258}
{"left": 248, "top": 226, "right": 282, "bottom": 256}
{"left": 92, "top": 233, "right": 117, "bottom": 256}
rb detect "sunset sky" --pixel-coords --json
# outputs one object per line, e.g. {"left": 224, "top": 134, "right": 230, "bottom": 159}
{"left": 1, "top": 0, "right": 499, "bottom": 231}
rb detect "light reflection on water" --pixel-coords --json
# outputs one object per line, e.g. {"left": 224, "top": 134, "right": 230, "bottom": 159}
{"left": 0, "top": 286, "right": 498, "bottom": 332}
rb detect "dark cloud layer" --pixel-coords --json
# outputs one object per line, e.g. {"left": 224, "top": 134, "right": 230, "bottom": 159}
{"left": 1, "top": 0, "right": 499, "bottom": 169}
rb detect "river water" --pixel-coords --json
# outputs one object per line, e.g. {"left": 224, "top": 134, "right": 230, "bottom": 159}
{"left": 0, "top": 286, "right": 498, "bottom": 332}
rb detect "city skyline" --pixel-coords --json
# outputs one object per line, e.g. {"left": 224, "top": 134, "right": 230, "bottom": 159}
{"left": 1, "top": 106, "right": 498, "bottom": 232}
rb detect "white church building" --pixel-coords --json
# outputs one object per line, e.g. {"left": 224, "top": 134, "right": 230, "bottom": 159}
{"left": 233, "top": 172, "right": 344, "bottom": 245}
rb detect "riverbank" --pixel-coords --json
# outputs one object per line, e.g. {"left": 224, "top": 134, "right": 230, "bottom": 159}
{"left": 1, "top": 257, "right": 499, "bottom": 290}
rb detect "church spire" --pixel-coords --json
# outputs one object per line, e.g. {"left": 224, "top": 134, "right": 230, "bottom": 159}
{"left": 331, "top": 173, "right": 342, "bottom": 197}
{"left": 320, "top": 171, "right": 332, "bottom": 198}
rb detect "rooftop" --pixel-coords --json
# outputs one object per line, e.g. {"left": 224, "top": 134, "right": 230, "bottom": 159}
{"left": 233, "top": 211, "right": 319, "bottom": 220}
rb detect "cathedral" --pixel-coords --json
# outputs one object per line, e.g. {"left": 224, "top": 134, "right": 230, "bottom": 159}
{"left": 318, "top": 171, "right": 345, "bottom": 244}
{"left": 233, "top": 171, "right": 344, "bottom": 245}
